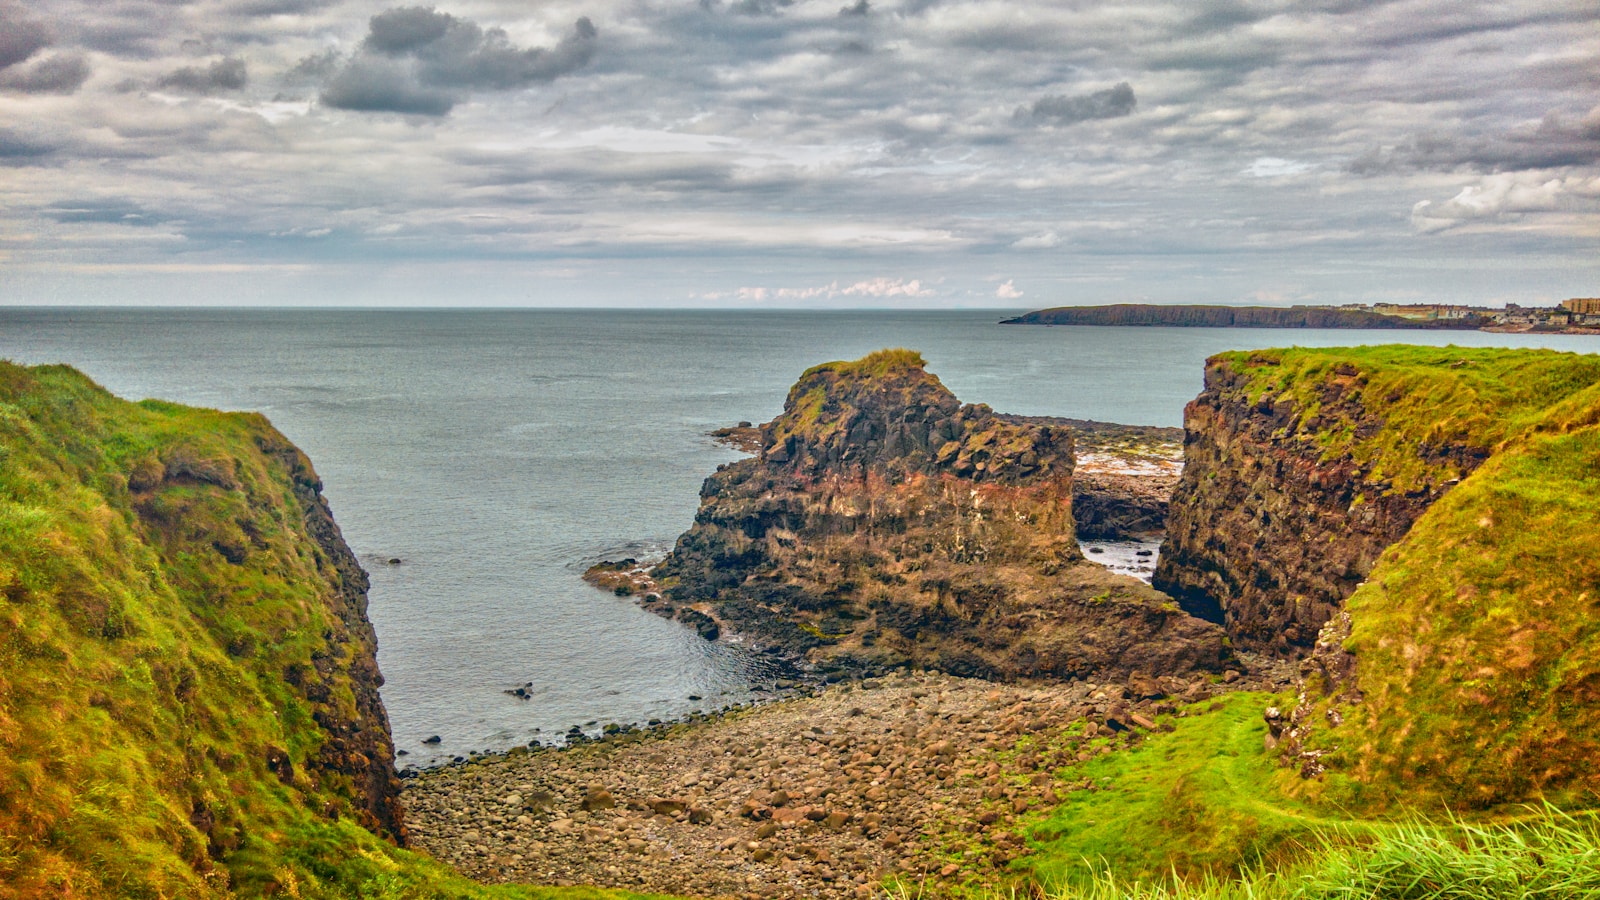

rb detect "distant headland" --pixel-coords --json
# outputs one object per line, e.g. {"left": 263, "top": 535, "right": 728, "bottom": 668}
{"left": 1002, "top": 299, "right": 1600, "bottom": 334}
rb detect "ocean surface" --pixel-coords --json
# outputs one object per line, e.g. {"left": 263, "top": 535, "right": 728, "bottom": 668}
{"left": 2, "top": 308, "right": 1594, "bottom": 765}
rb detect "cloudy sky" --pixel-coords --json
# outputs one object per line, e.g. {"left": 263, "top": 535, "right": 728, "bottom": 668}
{"left": 1, "top": 0, "right": 1596, "bottom": 307}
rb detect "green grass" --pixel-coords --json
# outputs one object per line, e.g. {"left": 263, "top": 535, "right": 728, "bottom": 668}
{"left": 1004, "top": 694, "right": 1600, "bottom": 900}
{"left": 1196, "top": 346, "right": 1600, "bottom": 808}
{"left": 1302, "top": 381, "right": 1600, "bottom": 810}
{"left": 1213, "top": 346, "right": 1600, "bottom": 494}
{"left": 1017, "top": 693, "right": 1335, "bottom": 889}
{"left": 0, "top": 361, "right": 676, "bottom": 900}
{"left": 775, "top": 349, "right": 945, "bottom": 446}
{"left": 1034, "top": 808, "right": 1600, "bottom": 900}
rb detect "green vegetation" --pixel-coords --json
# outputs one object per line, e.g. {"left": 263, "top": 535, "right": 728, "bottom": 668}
{"left": 775, "top": 349, "right": 942, "bottom": 446}
{"left": 1018, "top": 694, "right": 1327, "bottom": 887}
{"left": 0, "top": 361, "right": 668, "bottom": 900}
{"left": 1003, "top": 694, "right": 1600, "bottom": 900}
{"left": 1303, "top": 381, "right": 1600, "bottom": 810}
{"left": 1214, "top": 345, "right": 1600, "bottom": 494}
{"left": 1032, "top": 808, "right": 1600, "bottom": 900}
{"left": 801, "top": 347, "right": 928, "bottom": 381}
{"left": 1203, "top": 346, "right": 1600, "bottom": 809}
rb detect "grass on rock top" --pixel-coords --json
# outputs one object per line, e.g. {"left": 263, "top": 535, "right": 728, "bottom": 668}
{"left": 1214, "top": 345, "right": 1600, "bottom": 495}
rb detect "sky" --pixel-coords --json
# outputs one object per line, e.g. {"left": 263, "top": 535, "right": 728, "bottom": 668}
{"left": 0, "top": 0, "right": 1596, "bottom": 308}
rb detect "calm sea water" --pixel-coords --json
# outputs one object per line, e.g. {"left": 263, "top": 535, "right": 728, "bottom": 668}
{"left": 1, "top": 308, "right": 1593, "bottom": 764}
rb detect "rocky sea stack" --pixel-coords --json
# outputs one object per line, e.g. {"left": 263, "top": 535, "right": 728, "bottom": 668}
{"left": 650, "top": 349, "right": 1227, "bottom": 681}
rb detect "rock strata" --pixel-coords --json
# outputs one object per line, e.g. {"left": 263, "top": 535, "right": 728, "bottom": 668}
{"left": 1154, "top": 353, "right": 1485, "bottom": 653}
{"left": 650, "top": 350, "right": 1227, "bottom": 680}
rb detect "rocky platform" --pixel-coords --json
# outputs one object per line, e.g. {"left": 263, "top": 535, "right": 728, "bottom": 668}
{"left": 406, "top": 662, "right": 1292, "bottom": 898}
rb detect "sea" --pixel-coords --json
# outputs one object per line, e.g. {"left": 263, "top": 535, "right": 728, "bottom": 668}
{"left": 1, "top": 308, "right": 1593, "bottom": 766}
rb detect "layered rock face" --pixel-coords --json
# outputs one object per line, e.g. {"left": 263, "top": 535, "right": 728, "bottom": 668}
{"left": 653, "top": 350, "right": 1226, "bottom": 680}
{"left": 0, "top": 362, "right": 402, "bottom": 896}
{"left": 1154, "top": 353, "right": 1488, "bottom": 653}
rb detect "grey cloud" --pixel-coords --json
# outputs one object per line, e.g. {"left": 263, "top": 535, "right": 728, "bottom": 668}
{"left": 0, "top": 3, "right": 50, "bottom": 70}
{"left": 320, "top": 9, "right": 597, "bottom": 115}
{"left": 156, "top": 57, "right": 249, "bottom": 94}
{"left": 0, "top": 53, "right": 90, "bottom": 94}
{"left": 320, "top": 56, "right": 455, "bottom": 115}
{"left": 286, "top": 49, "right": 344, "bottom": 83}
{"left": 365, "top": 7, "right": 458, "bottom": 54}
{"left": 423, "top": 18, "right": 598, "bottom": 89}
{"left": 1350, "top": 108, "right": 1600, "bottom": 175}
{"left": 237, "top": 0, "right": 339, "bottom": 14}
{"left": 839, "top": 0, "right": 870, "bottom": 16}
{"left": 729, "top": 0, "right": 797, "bottom": 17}
{"left": 0, "top": 127, "right": 55, "bottom": 159}
{"left": 1019, "top": 82, "right": 1136, "bottom": 125}
{"left": 1187, "top": 0, "right": 1263, "bottom": 32}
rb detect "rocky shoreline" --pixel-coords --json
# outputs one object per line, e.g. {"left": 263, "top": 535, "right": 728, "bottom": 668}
{"left": 405, "top": 660, "right": 1294, "bottom": 898}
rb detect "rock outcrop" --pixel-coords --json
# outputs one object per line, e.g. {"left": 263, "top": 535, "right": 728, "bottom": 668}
{"left": 651, "top": 350, "right": 1227, "bottom": 681}
{"left": 1001, "top": 304, "right": 1482, "bottom": 329}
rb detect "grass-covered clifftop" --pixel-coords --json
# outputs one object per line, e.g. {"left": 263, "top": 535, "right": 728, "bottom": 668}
{"left": 1157, "top": 345, "right": 1600, "bottom": 808}
{"left": 0, "top": 361, "right": 662, "bottom": 900}
{"left": 1156, "top": 345, "right": 1600, "bottom": 652}
{"left": 1300, "top": 375, "right": 1600, "bottom": 809}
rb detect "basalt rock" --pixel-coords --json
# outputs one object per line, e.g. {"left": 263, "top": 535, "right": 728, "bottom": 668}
{"left": 652, "top": 350, "right": 1227, "bottom": 681}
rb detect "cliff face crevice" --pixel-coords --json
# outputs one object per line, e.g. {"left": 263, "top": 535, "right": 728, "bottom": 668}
{"left": 652, "top": 350, "right": 1227, "bottom": 680}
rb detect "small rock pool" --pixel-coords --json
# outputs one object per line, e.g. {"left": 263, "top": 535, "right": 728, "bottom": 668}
{"left": 1079, "top": 535, "right": 1163, "bottom": 584}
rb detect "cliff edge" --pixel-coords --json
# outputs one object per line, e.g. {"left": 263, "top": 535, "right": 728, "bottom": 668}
{"left": 1151, "top": 346, "right": 1600, "bottom": 807}
{"left": 1155, "top": 346, "right": 1600, "bottom": 654}
{"left": 0, "top": 363, "right": 408, "bottom": 896}
{"left": 650, "top": 350, "right": 1227, "bottom": 681}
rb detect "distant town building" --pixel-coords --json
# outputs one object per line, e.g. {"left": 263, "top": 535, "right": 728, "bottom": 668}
{"left": 1561, "top": 298, "right": 1600, "bottom": 315}
{"left": 1370, "top": 303, "right": 1478, "bottom": 320}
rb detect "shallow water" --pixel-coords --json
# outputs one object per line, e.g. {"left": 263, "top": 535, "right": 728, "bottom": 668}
{"left": 1, "top": 308, "right": 1592, "bottom": 764}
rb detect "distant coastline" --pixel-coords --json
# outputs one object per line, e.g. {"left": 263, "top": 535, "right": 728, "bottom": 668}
{"left": 1001, "top": 301, "right": 1600, "bottom": 334}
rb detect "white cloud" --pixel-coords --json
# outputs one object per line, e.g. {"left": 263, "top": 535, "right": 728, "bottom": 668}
{"left": 731, "top": 277, "right": 936, "bottom": 303}
{"left": 1411, "top": 173, "right": 1573, "bottom": 233}
{"left": 1244, "top": 158, "right": 1314, "bottom": 178}
{"left": 995, "top": 279, "right": 1023, "bottom": 299}
{"left": 1011, "top": 231, "right": 1060, "bottom": 249}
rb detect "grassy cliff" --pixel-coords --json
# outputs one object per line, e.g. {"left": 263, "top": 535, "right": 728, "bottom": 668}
{"left": 1189, "top": 346, "right": 1600, "bottom": 808}
{"left": 1005, "top": 345, "right": 1600, "bottom": 895}
{"left": 1302, "top": 378, "right": 1600, "bottom": 809}
{"left": 0, "top": 361, "right": 660, "bottom": 900}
